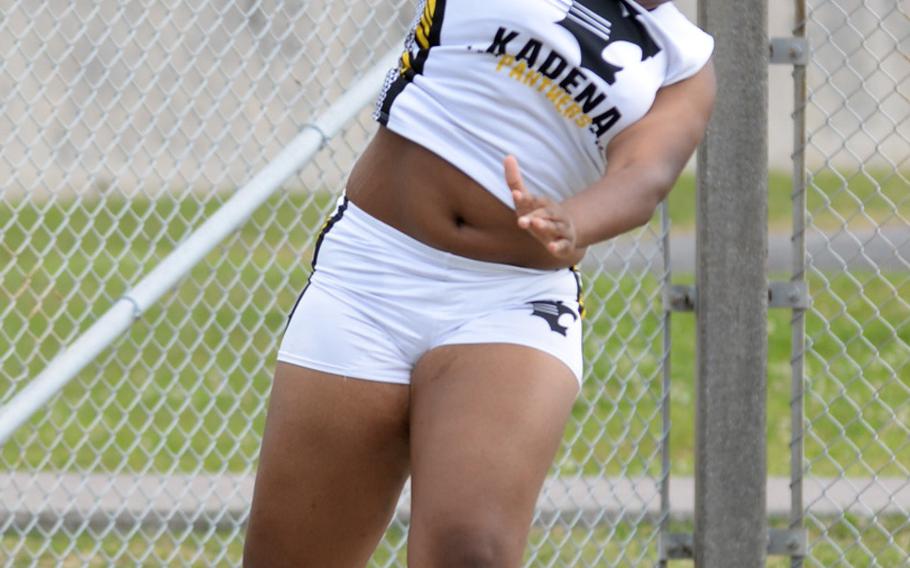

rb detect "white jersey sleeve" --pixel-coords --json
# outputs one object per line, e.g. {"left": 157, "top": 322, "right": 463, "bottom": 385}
{"left": 644, "top": 3, "right": 715, "bottom": 86}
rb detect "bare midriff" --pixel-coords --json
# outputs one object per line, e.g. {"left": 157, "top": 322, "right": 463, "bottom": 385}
{"left": 345, "top": 127, "right": 586, "bottom": 270}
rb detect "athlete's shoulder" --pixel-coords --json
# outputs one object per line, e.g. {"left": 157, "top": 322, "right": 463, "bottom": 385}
{"left": 642, "top": 1, "right": 715, "bottom": 86}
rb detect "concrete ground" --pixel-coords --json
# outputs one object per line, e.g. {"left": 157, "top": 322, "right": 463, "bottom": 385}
{"left": 2, "top": 472, "right": 908, "bottom": 532}
{"left": 585, "top": 228, "right": 910, "bottom": 273}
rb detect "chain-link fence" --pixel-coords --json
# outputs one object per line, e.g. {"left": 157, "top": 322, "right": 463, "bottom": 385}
{"left": 797, "top": 0, "right": 909, "bottom": 565}
{"left": 0, "top": 1, "right": 672, "bottom": 565}
{"left": 4, "top": 0, "right": 906, "bottom": 566}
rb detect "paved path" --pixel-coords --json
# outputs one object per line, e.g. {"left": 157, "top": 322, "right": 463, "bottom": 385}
{"left": 3, "top": 472, "right": 908, "bottom": 532}
{"left": 584, "top": 228, "right": 910, "bottom": 272}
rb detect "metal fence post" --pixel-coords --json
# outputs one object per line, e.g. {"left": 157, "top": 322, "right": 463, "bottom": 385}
{"left": 695, "top": 0, "right": 769, "bottom": 566}
{"left": 789, "top": 2, "right": 807, "bottom": 566}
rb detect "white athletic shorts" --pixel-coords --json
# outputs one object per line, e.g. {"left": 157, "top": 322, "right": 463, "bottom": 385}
{"left": 277, "top": 196, "right": 584, "bottom": 385}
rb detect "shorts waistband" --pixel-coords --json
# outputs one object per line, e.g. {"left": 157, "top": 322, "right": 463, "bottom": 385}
{"left": 339, "top": 196, "right": 558, "bottom": 277}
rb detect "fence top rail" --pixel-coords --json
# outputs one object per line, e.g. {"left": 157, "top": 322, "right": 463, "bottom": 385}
{"left": 0, "top": 48, "right": 401, "bottom": 448}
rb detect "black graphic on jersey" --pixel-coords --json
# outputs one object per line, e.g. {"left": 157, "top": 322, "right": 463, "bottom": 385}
{"left": 556, "top": 0, "right": 661, "bottom": 85}
{"left": 528, "top": 300, "right": 579, "bottom": 336}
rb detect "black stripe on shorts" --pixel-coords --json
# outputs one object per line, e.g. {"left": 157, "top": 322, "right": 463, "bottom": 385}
{"left": 287, "top": 197, "right": 350, "bottom": 323}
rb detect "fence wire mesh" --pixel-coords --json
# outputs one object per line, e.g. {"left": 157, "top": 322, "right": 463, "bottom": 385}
{"left": 0, "top": 1, "right": 670, "bottom": 565}
{"left": 799, "top": 0, "right": 909, "bottom": 566}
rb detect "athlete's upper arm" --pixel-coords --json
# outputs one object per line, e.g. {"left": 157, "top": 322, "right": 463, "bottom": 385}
{"left": 603, "top": 59, "right": 716, "bottom": 192}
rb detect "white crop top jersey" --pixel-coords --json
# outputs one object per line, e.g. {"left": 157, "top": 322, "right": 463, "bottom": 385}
{"left": 374, "top": 0, "right": 714, "bottom": 207}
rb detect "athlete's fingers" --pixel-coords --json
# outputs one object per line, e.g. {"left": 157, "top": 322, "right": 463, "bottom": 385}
{"left": 525, "top": 219, "right": 574, "bottom": 258}
{"left": 512, "top": 190, "right": 537, "bottom": 216}
{"left": 547, "top": 238, "right": 575, "bottom": 258}
{"left": 518, "top": 207, "right": 567, "bottom": 233}
{"left": 519, "top": 209, "right": 571, "bottom": 246}
{"left": 536, "top": 215, "right": 571, "bottom": 233}
{"left": 503, "top": 155, "right": 525, "bottom": 195}
{"left": 517, "top": 206, "right": 550, "bottom": 230}
{"left": 513, "top": 190, "right": 544, "bottom": 219}
{"left": 505, "top": 155, "right": 544, "bottom": 217}
{"left": 516, "top": 191, "right": 558, "bottom": 223}
{"left": 512, "top": 189, "right": 544, "bottom": 209}
{"left": 530, "top": 216, "right": 565, "bottom": 237}
{"left": 509, "top": 177, "right": 578, "bottom": 258}
{"left": 529, "top": 219, "right": 571, "bottom": 247}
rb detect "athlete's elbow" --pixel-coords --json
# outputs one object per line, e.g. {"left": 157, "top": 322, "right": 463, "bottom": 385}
{"left": 634, "top": 168, "right": 675, "bottom": 225}
{"left": 630, "top": 193, "right": 661, "bottom": 228}
{"left": 653, "top": 161, "right": 681, "bottom": 200}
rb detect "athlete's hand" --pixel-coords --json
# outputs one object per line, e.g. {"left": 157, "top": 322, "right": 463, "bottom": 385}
{"left": 504, "top": 155, "right": 578, "bottom": 259}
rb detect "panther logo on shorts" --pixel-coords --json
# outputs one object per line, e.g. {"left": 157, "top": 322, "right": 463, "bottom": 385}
{"left": 528, "top": 300, "right": 578, "bottom": 336}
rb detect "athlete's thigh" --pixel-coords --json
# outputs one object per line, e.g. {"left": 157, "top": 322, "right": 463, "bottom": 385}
{"left": 243, "top": 362, "right": 410, "bottom": 568}
{"left": 406, "top": 344, "right": 579, "bottom": 567}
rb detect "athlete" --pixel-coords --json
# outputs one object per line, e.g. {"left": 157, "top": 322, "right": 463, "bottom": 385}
{"left": 244, "top": 0, "right": 715, "bottom": 566}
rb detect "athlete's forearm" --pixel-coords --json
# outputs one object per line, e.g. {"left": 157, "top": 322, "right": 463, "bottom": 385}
{"left": 564, "top": 61, "right": 716, "bottom": 248}
{"left": 562, "top": 162, "right": 676, "bottom": 248}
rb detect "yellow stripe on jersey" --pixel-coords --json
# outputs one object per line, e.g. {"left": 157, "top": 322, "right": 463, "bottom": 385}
{"left": 415, "top": 0, "right": 437, "bottom": 49}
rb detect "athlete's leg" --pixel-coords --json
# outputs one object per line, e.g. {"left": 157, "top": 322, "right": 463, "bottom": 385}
{"left": 243, "top": 362, "right": 410, "bottom": 568}
{"left": 406, "top": 344, "right": 579, "bottom": 567}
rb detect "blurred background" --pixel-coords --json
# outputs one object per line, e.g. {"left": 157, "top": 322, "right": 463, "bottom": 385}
{"left": 1, "top": 1, "right": 906, "bottom": 565}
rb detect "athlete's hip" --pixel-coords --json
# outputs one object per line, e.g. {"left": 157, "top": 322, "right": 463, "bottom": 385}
{"left": 310, "top": 196, "right": 580, "bottom": 314}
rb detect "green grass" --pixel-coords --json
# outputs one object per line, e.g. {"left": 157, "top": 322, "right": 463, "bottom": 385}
{"left": 1, "top": 170, "right": 908, "bottom": 564}
{"left": 1, "top": 176, "right": 907, "bottom": 476}
{"left": 4, "top": 518, "right": 909, "bottom": 566}
{"left": 9, "top": 235, "right": 908, "bottom": 477}
{"left": 666, "top": 168, "right": 909, "bottom": 231}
